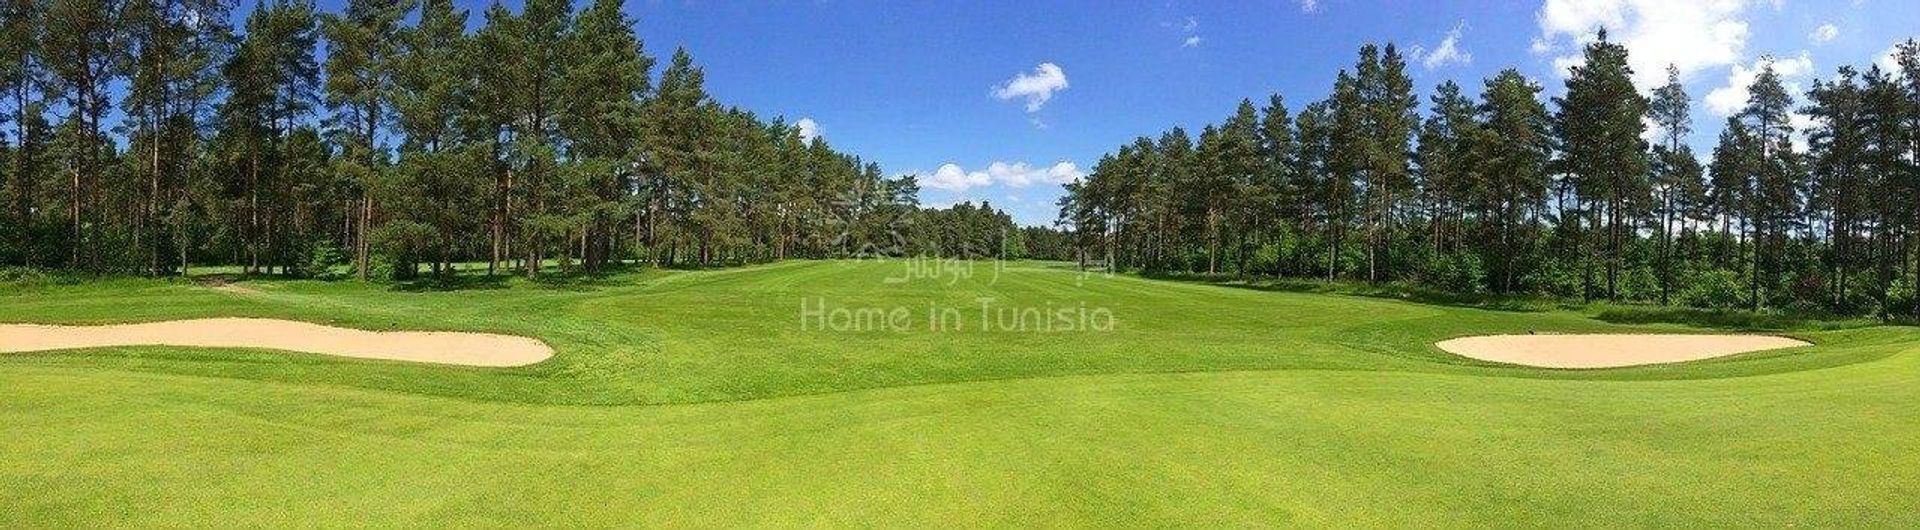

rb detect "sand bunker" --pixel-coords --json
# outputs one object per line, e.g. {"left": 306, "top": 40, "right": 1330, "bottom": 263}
{"left": 1436, "top": 333, "right": 1810, "bottom": 369}
{"left": 0, "top": 318, "right": 552, "bottom": 367}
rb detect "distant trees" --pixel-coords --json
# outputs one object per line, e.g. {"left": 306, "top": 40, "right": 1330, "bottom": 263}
{"left": 1062, "top": 35, "right": 1920, "bottom": 317}
{"left": 1, "top": 0, "right": 1027, "bottom": 280}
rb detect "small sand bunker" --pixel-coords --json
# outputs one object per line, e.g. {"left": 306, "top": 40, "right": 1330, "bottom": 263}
{"left": 1436, "top": 333, "right": 1810, "bottom": 369}
{"left": 0, "top": 318, "right": 552, "bottom": 367}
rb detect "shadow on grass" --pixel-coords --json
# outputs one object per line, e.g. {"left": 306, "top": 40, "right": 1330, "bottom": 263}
{"left": 383, "top": 265, "right": 644, "bottom": 292}
{"left": 527, "top": 270, "right": 633, "bottom": 291}
{"left": 1593, "top": 306, "right": 1890, "bottom": 331}
{"left": 1140, "top": 271, "right": 1561, "bottom": 313}
{"left": 388, "top": 274, "right": 512, "bottom": 292}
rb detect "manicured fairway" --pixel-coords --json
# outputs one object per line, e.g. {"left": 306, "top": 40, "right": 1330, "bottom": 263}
{"left": 4, "top": 260, "right": 1919, "bottom": 526}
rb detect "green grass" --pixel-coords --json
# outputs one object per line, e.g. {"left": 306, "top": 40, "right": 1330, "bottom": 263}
{"left": 4, "top": 260, "right": 1918, "bottom": 526}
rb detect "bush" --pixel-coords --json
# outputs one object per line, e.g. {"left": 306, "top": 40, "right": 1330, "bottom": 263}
{"left": 299, "top": 240, "right": 346, "bottom": 279}
{"left": 1680, "top": 269, "right": 1746, "bottom": 309}
{"left": 370, "top": 221, "right": 438, "bottom": 280}
{"left": 1526, "top": 258, "right": 1583, "bottom": 299}
{"left": 0, "top": 266, "right": 52, "bottom": 284}
{"left": 1419, "top": 252, "right": 1485, "bottom": 294}
{"left": 1248, "top": 243, "right": 1281, "bottom": 276}
{"left": 1888, "top": 276, "right": 1916, "bottom": 317}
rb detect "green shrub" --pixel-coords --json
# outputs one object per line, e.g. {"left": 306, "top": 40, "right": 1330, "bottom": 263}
{"left": 300, "top": 240, "right": 346, "bottom": 279}
{"left": 0, "top": 266, "right": 52, "bottom": 284}
{"left": 1888, "top": 276, "right": 1916, "bottom": 317}
{"left": 1680, "top": 269, "right": 1746, "bottom": 309}
{"left": 1420, "top": 252, "right": 1485, "bottom": 294}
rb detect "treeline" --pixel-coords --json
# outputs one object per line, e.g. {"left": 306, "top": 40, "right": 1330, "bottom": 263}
{"left": 0, "top": 0, "right": 1025, "bottom": 280}
{"left": 1061, "top": 31, "right": 1920, "bottom": 317}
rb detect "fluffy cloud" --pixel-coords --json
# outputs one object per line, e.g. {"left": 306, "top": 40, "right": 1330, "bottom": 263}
{"left": 1413, "top": 22, "right": 1472, "bottom": 70}
{"left": 1183, "top": 36, "right": 1203, "bottom": 48}
{"left": 1809, "top": 23, "right": 1839, "bottom": 45}
{"left": 1705, "top": 53, "right": 1818, "bottom": 151}
{"left": 1533, "top": 0, "right": 1759, "bottom": 88}
{"left": 917, "top": 161, "right": 1085, "bottom": 191}
{"left": 795, "top": 118, "right": 820, "bottom": 142}
{"left": 1704, "top": 52, "right": 1814, "bottom": 116}
{"left": 1298, "top": 0, "right": 1320, "bottom": 13}
{"left": 991, "top": 63, "right": 1070, "bottom": 113}
{"left": 1876, "top": 41, "right": 1915, "bottom": 75}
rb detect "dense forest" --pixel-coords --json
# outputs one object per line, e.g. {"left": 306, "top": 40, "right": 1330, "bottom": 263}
{"left": 8, "top": 1, "right": 1920, "bottom": 319}
{"left": 0, "top": 0, "right": 1029, "bottom": 280}
{"left": 1059, "top": 31, "right": 1920, "bottom": 317}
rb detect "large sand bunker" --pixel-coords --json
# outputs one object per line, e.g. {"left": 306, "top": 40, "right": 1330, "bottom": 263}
{"left": 1436, "top": 333, "right": 1810, "bottom": 369}
{"left": 0, "top": 318, "right": 552, "bottom": 367}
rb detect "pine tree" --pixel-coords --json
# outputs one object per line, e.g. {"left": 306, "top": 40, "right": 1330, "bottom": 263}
{"left": 1, "top": 0, "right": 46, "bottom": 267}
{"left": 43, "top": 0, "right": 123, "bottom": 270}
{"left": 387, "top": 0, "right": 474, "bottom": 277}
{"left": 1415, "top": 80, "right": 1475, "bottom": 256}
{"left": 1553, "top": 29, "right": 1648, "bottom": 301}
{"left": 1889, "top": 40, "right": 1920, "bottom": 317}
{"left": 1707, "top": 116, "right": 1757, "bottom": 275}
{"left": 645, "top": 48, "right": 712, "bottom": 266}
{"left": 322, "top": 0, "right": 407, "bottom": 279}
{"left": 1292, "top": 102, "right": 1332, "bottom": 268}
{"left": 1355, "top": 44, "right": 1417, "bottom": 282}
{"left": 1476, "top": 69, "right": 1551, "bottom": 294}
{"left": 1154, "top": 127, "right": 1193, "bottom": 270}
{"left": 1859, "top": 66, "right": 1910, "bottom": 311}
{"left": 122, "top": 0, "right": 230, "bottom": 276}
{"left": 1648, "top": 65, "right": 1692, "bottom": 305}
{"left": 1327, "top": 71, "right": 1367, "bottom": 281}
{"left": 1219, "top": 99, "right": 1263, "bottom": 275}
{"left": 502, "top": 0, "right": 571, "bottom": 276}
{"left": 1258, "top": 93, "right": 1295, "bottom": 276}
{"left": 559, "top": 0, "right": 651, "bottom": 271}
{"left": 470, "top": 2, "right": 517, "bottom": 274}
{"left": 1741, "top": 60, "right": 1799, "bottom": 308}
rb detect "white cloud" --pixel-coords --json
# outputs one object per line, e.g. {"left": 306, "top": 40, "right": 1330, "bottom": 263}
{"left": 1876, "top": 41, "right": 1914, "bottom": 74}
{"left": 921, "top": 164, "right": 992, "bottom": 191}
{"left": 916, "top": 161, "right": 1085, "bottom": 191}
{"left": 991, "top": 63, "right": 1070, "bottom": 113}
{"left": 1183, "top": 36, "right": 1203, "bottom": 48}
{"left": 1705, "top": 52, "right": 1813, "bottom": 116}
{"left": 1809, "top": 23, "right": 1838, "bottom": 44}
{"left": 1414, "top": 22, "right": 1472, "bottom": 70}
{"left": 1182, "top": 16, "right": 1198, "bottom": 32}
{"left": 795, "top": 118, "right": 820, "bottom": 142}
{"left": 1788, "top": 112, "right": 1815, "bottom": 151}
{"left": 1704, "top": 53, "right": 1819, "bottom": 151}
{"left": 1298, "top": 0, "right": 1320, "bottom": 13}
{"left": 1529, "top": 38, "right": 1552, "bottom": 55}
{"left": 1533, "top": 0, "right": 1759, "bottom": 88}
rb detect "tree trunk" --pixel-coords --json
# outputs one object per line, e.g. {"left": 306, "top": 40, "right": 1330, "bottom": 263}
{"left": 357, "top": 193, "right": 372, "bottom": 281}
{"left": 1660, "top": 190, "right": 1673, "bottom": 306}
{"left": 69, "top": 162, "right": 79, "bottom": 269}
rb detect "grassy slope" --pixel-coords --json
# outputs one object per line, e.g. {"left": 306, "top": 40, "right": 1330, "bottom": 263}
{"left": 3, "top": 260, "right": 1917, "bottom": 526}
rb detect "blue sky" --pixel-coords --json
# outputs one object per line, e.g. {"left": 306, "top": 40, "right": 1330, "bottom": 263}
{"left": 289, "top": 0, "right": 1918, "bottom": 226}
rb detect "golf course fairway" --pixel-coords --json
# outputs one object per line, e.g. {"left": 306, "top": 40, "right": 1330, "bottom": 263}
{"left": 4, "top": 260, "right": 1918, "bottom": 526}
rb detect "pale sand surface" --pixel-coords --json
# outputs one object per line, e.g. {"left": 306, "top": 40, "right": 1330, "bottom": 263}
{"left": 0, "top": 318, "right": 552, "bottom": 367}
{"left": 1435, "top": 333, "right": 1811, "bottom": 369}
